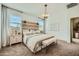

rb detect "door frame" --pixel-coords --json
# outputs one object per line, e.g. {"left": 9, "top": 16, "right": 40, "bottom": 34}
{"left": 70, "top": 17, "right": 79, "bottom": 43}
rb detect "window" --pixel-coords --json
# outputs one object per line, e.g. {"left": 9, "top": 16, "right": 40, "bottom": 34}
{"left": 37, "top": 20, "right": 44, "bottom": 31}
{"left": 9, "top": 15, "right": 21, "bottom": 28}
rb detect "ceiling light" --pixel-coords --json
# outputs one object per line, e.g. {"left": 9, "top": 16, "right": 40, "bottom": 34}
{"left": 39, "top": 4, "right": 48, "bottom": 20}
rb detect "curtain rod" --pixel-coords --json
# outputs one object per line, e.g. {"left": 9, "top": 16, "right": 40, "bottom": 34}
{"left": 2, "top": 4, "right": 23, "bottom": 13}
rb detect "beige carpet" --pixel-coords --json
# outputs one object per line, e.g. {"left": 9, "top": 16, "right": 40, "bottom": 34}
{"left": 0, "top": 40, "right": 79, "bottom": 56}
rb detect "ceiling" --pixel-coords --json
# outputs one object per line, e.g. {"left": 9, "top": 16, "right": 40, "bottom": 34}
{"left": 3, "top": 3, "right": 68, "bottom": 17}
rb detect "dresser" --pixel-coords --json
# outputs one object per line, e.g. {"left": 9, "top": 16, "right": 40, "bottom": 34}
{"left": 9, "top": 28, "right": 22, "bottom": 46}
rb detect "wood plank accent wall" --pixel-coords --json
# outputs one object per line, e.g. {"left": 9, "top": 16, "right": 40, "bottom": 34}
{"left": 22, "top": 20, "right": 39, "bottom": 30}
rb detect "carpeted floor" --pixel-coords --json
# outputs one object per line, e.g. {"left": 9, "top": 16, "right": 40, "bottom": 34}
{"left": 0, "top": 40, "right": 79, "bottom": 56}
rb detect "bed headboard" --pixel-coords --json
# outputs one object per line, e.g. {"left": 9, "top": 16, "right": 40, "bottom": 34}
{"left": 22, "top": 20, "right": 39, "bottom": 30}
{"left": 22, "top": 20, "right": 41, "bottom": 35}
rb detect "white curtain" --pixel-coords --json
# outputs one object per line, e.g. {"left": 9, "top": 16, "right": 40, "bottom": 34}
{"left": 1, "top": 5, "right": 9, "bottom": 47}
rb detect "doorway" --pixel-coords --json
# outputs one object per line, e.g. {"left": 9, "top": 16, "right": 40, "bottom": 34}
{"left": 70, "top": 17, "right": 79, "bottom": 43}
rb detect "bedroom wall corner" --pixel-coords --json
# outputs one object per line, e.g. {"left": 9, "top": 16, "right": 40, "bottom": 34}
{"left": 47, "top": 4, "right": 79, "bottom": 43}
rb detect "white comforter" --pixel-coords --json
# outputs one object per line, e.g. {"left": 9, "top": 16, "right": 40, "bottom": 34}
{"left": 23, "top": 34, "right": 55, "bottom": 53}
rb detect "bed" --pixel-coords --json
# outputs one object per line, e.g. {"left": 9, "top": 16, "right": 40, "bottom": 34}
{"left": 22, "top": 20, "right": 57, "bottom": 53}
{"left": 23, "top": 31, "right": 57, "bottom": 53}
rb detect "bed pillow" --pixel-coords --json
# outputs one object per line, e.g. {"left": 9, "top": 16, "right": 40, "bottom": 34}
{"left": 23, "top": 30, "right": 31, "bottom": 35}
{"left": 35, "top": 30, "right": 41, "bottom": 34}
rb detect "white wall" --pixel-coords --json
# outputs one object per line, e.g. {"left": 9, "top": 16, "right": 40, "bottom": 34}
{"left": 46, "top": 4, "right": 79, "bottom": 43}
{"left": 46, "top": 8, "right": 70, "bottom": 42}
{"left": 0, "top": 4, "right": 1, "bottom": 48}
